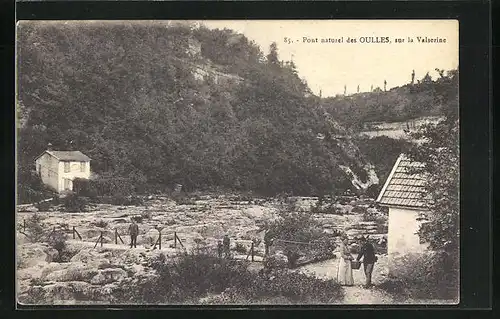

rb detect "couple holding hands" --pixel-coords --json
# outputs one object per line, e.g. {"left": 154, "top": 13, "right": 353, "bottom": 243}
{"left": 337, "top": 234, "right": 378, "bottom": 288}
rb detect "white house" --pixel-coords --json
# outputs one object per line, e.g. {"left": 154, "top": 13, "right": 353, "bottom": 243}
{"left": 34, "top": 150, "right": 91, "bottom": 193}
{"left": 376, "top": 153, "right": 429, "bottom": 268}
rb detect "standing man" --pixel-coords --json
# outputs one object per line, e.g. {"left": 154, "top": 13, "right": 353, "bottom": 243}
{"left": 223, "top": 234, "right": 230, "bottom": 258}
{"left": 128, "top": 219, "right": 139, "bottom": 248}
{"left": 356, "top": 236, "right": 377, "bottom": 287}
{"left": 217, "top": 240, "right": 223, "bottom": 258}
{"left": 264, "top": 229, "right": 274, "bottom": 257}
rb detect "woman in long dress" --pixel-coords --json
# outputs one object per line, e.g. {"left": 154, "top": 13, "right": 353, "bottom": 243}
{"left": 337, "top": 236, "right": 354, "bottom": 286}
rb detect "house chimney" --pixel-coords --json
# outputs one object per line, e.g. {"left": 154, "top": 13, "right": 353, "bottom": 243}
{"left": 47, "top": 142, "right": 53, "bottom": 151}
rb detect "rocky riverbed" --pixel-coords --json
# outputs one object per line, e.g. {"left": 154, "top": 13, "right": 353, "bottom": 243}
{"left": 16, "top": 194, "right": 388, "bottom": 304}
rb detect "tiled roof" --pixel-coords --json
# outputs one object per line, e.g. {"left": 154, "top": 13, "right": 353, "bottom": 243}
{"left": 41, "top": 150, "right": 91, "bottom": 162}
{"left": 376, "top": 154, "right": 428, "bottom": 209}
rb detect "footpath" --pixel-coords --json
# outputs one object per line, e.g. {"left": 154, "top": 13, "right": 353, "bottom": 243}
{"left": 297, "top": 255, "right": 394, "bottom": 304}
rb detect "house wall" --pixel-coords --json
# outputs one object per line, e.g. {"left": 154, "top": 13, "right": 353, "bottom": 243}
{"left": 35, "top": 153, "right": 60, "bottom": 192}
{"left": 387, "top": 206, "right": 428, "bottom": 271}
{"left": 57, "top": 160, "right": 91, "bottom": 193}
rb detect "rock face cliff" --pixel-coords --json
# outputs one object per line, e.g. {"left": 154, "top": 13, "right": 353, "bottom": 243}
{"left": 17, "top": 21, "right": 377, "bottom": 196}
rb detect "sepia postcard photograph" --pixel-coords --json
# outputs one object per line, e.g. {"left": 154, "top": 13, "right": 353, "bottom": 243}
{"left": 15, "top": 19, "right": 459, "bottom": 306}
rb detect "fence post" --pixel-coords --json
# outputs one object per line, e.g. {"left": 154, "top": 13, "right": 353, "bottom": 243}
{"left": 115, "top": 229, "right": 118, "bottom": 245}
{"left": 158, "top": 231, "right": 162, "bottom": 250}
{"left": 23, "top": 219, "right": 26, "bottom": 232}
{"left": 100, "top": 231, "right": 104, "bottom": 247}
{"left": 251, "top": 242, "right": 254, "bottom": 262}
{"left": 174, "top": 231, "right": 177, "bottom": 248}
{"left": 73, "top": 226, "right": 76, "bottom": 239}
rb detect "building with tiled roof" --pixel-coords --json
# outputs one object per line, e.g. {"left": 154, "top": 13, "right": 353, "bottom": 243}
{"left": 376, "top": 153, "right": 430, "bottom": 266}
{"left": 34, "top": 149, "right": 91, "bottom": 193}
{"left": 376, "top": 154, "right": 427, "bottom": 208}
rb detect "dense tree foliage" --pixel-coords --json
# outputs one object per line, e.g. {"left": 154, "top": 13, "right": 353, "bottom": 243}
{"left": 17, "top": 21, "right": 371, "bottom": 199}
{"left": 408, "top": 70, "right": 459, "bottom": 252}
{"left": 355, "top": 136, "right": 412, "bottom": 196}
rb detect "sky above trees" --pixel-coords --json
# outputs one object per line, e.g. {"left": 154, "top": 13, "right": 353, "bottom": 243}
{"left": 201, "top": 20, "right": 459, "bottom": 97}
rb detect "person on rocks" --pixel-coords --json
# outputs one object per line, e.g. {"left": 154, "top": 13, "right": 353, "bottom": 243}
{"left": 223, "top": 234, "right": 231, "bottom": 258}
{"left": 128, "top": 219, "right": 139, "bottom": 248}
{"left": 264, "top": 229, "right": 274, "bottom": 257}
{"left": 217, "top": 240, "right": 223, "bottom": 258}
{"left": 356, "top": 235, "right": 378, "bottom": 287}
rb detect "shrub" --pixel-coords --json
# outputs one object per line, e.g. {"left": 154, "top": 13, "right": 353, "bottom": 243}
{"left": 379, "top": 251, "right": 459, "bottom": 301}
{"left": 73, "top": 178, "right": 98, "bottom": 200}
{"left": 233, "top": 242, "right": 247, "bottom": 254}
{"left": 365, "top": 184, "right": 381, "bottom": 199}
{"left": 267, "top": 204, "right": 336, "bottom": 266}
{"left": 118, "top": 252, "right": 343, "bottom": 304}
{"left": 16, "top": 167, "right": 57, "bottom": 205}
{"left": 174, "top": 196, "right": 196, "bottom": 206}
{"left": 122, "top": 252, "right": 252, "bottom": 303}
{"left": 131, "top": 216, "right": 143, "bottom": 223}
{"left": 90, "top": 219, "right": 108, "bottom": 228}
{"left": 351, "top": 205, "right": 368, "bottom": 215}
{"left": 35, "top": 200, "right": 52, "bottom": 212}
{"left": 140, "top": 210, "right": 152, "bottom": 220}
{"left": 284, "top": 249, "right": 301, "bottom": 268}
{"left": 20, "top": 214, "right": 47, "bottom": 243}
{"left": 47, "top": 230, "right": 77, "bottom": 262}
{"left": 63, "top": 192, "right": 89, "bottom": 212}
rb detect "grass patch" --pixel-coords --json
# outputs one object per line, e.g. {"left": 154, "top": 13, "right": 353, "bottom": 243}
{"left": 379, "top": 251, "right": 459, "bottom": 301}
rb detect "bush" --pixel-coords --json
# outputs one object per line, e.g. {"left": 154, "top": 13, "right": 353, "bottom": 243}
{"left": 140, "top": 210, "right": 152, "bottom": 220}
{"left": 131, "top": 216, "right": 143, "bottom": 223}
{"left": 284, "top": 249, "right": 301, "bottom": 268}
{"left": 20, "top": 214, "right": 47, "bottom": 243}
{"left": 63, "top": 192, "right": 89, "bottom": 212}
{"left": 35, "top": 200, "right": 52, "bottom": 212}
{"left": 90, "top": 219, "right": 108, "bottom": 228}
{"left": 266, "top": 204, "right": 337, "bottom": 266}
{"left": 174, "top": 196, "right": 196, "bottom": 206}
{"left": 379, "top": 251, "right": 459, "bottom": 301}
{"left": 234, "top": 242, "right": 247, "bottom": 254}
{"left": 351, "top": 205, "right": 368, "bottom": 215}
{"left": 121, "top": 252, "right": 252, "bottom": 303}
{"left": 73, "top": 178, "right": 98, "bottom": 200}
{"left": 117, "top": 252, "right": 343, "bottom": 304}
{"left": 17, "top": 167, "right": 57, "bottom": 205}
{"left": 365, "top": 184, "right": 381, "bottom": 199}
{"left": 47, "top": 230, "right": 77, "bottom": 262}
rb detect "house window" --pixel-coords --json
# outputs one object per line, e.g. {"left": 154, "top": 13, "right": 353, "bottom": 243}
{"left": 38, "top": 164, "right": 42, "bottom": 176}
{"left": 80, "top": 162, "right": 86, "bottom": 172}
{"left": 64, "top": 178, "right": 71, "bottom": 190}
{"left": 64, "top": 162, "right": 70, "bottom": 173}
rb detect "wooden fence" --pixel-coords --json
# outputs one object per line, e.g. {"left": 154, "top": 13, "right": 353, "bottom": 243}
{"left": 20, "top": 218, "right": 263, "bottom": 263}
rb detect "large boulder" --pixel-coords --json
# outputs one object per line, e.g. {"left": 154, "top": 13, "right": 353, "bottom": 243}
{"left": 70, "top": 248, "right": 111, "bottom": 266}
{"left": 90, "top": 268, "right": 127, "bottom": 285}
{"left": 17, "top": 243, "right": 53, "bottom": 268}
{"left": 43, "top": 264, "right": 99, "bottom": 282}
{"left": 24, "top": 281, "right": 94, "bottom": 303}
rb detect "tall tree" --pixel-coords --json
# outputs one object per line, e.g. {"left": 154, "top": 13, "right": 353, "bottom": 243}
{"left": 408, "top": 70, "right": 459, "bottom": 253}
{"left": 266, "top": 42, "right": 279, "bottom": 66}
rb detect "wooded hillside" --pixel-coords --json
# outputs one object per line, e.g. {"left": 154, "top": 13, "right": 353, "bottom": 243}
{"left": 321, "top": 70, "right": 458, "bottom": 130}
{"left": 17, "top": 21, "right": 374, "bottom": 200}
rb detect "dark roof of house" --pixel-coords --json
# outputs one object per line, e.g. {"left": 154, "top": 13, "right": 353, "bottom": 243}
{"left": 376, "top": 153, "right": 427, "bottom": 209}
{"left": 36, "top": 150, "right": 91, "bottom": 162}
